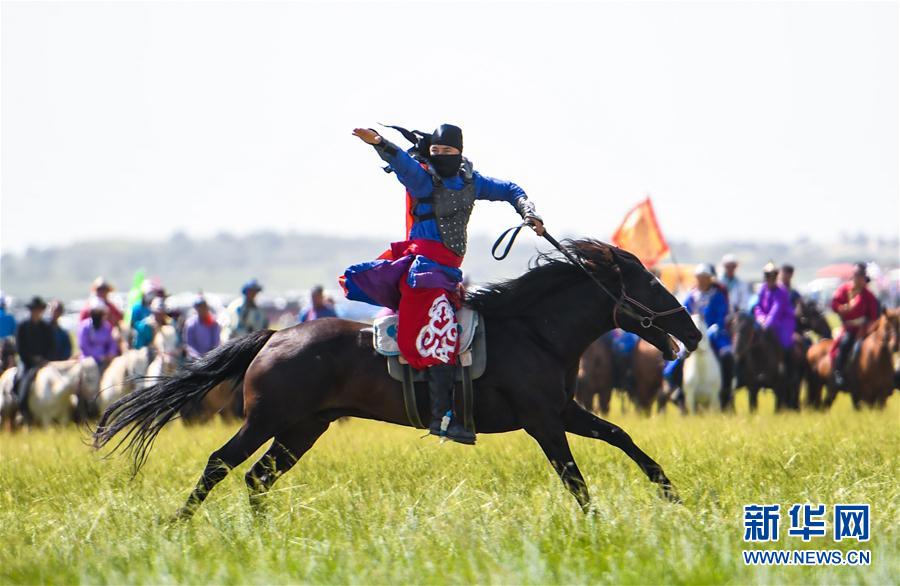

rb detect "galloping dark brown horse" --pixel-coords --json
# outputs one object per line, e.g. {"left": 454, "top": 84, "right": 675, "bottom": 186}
{"left": 94, "top": 240, "right": 701, "bottom": 519}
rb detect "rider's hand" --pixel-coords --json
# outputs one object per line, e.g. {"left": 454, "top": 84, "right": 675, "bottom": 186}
{"left": 527, "top": 217, "right": 545, "bottom": 236}
{"left": 352, "top": 128, "right": 382, "bottom": 145}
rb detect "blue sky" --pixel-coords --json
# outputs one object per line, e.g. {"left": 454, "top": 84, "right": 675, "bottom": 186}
{"left": 2, "top": 1, "right": 897, "bottom": 253}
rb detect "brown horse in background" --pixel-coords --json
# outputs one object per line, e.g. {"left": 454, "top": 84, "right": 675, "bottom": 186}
{"left": 792, "top": 299, "right": 833, "bottom": 409}
{"left": 576, "top": 337, "right": 613, "bottom": 415}
{"left": 807, "top": 310, "right": 898, "bottom": 409}
{"left": 576, "top": 336, "right": 665, "bottom": 416}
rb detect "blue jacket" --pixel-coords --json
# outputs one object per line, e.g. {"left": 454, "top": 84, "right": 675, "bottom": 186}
{"left": 684, "top": 286, "right": 732, "bottom": 354}
{"left": 377, "top": 143, "right": 527, "bottom": 242}
{"left": 0, "top": 309, "right": 15, "bottom": 338}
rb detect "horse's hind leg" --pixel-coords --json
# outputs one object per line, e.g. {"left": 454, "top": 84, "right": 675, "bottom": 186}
{"left": 563, "top": 401, "right": 680, "bottom": 503}
{"left": 245, "top": 420, "right": 329, "bottom": 513}
{"left": 175, "top": 422, "right": 273, "bottom": 520}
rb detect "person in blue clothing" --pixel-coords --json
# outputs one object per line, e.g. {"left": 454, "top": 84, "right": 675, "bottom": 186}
{"left": 0, "top": 293, "right": 16, "bottom": 339}
{"left": 47, "top": 300, "right": 72, "bottom": 361}
{"left": 344, "top": 124, "right": 543, "bottom": 444}
{"left": 664, "top": 263, "right": 735, "bottom": 409}
{"left": 299, "top": 285, "right": 338, "bottom": 323}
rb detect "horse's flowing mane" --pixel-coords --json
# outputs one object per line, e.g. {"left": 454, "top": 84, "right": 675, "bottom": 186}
{"left": 465, "top": 239, "right": 621, "bottom": 318}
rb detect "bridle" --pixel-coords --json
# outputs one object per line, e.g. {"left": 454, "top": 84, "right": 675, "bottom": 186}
{"left": 492, "top": 224, "right": 688, "bottom": 335}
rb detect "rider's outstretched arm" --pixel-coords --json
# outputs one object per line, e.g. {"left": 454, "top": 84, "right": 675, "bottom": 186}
{"left": 352, "top": 128, "right": 433, "bottom": 198}
{"left": 474, "top": 172, "right": 542, "bottom": 225}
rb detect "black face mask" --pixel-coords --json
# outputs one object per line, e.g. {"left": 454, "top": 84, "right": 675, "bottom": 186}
{"left": 430, "top": 154, "right": 462, "bottom": 178}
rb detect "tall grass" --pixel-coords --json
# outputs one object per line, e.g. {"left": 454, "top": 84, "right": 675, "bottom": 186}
{"left": 1, "top": 392, "right": 897, "bottom": 585}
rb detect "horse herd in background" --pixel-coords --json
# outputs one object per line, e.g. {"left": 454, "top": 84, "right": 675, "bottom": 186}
{"left": 577, "top": 300, "right": 900, "bottom": 415}
{"left": 1, "top": 297, "right": 898, "bottom": 431}
{"left": 0, "top": 325, "right": 241, "bottom": 430}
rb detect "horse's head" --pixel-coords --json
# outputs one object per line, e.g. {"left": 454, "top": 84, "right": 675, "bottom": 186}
{"left": 878, "top": 308, "right": 899, "bottom": 353}
{"left": 728, "top": 311, "right": 757, "bottom": 359}
{"left": 572, "top": 241, "right": 701, "bottom": 360}
{"left": 889, "top": 309, "right": 900, "bottom": 353}
{"left": 796, "top": 299, "right": 832, "bottom": 339}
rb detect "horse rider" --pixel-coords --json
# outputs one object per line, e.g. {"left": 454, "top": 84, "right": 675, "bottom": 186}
{"left": 183, "top": 296, "right": 222, "bottom": 360}
{"left": 134, "top": 297, "right": 172, "bottom": 350}
{"left": 129, "top": 280, "right": 165, "bottom": 332}
{"left": 77, "top": 298, "right": 120, "bottom": 368}
{"left": 779, "top": 264, "right": 802, "bottom": 309}
{"left": 720, "top": 254, "right": 750, "bottom": 314}
{"left": 605, "top": 329, "right": 640, "bottom": 392}
{"left": 830, "top": 262, "right": 880, "bottom": 388}
{"left": 753, "top": 262, "right": 797, "bottom": 386}
{"left": 299, "top": 285, "right": 338, "bottom": 323}
{"left": 223, "top": 279, "right": 268, "bottom": 341}
{"left": 0, "top": 292, "right": 16, "bottom": 339}
{"left": 47, "top": 300, "right": 73, "bottom": 361}
{"left": 664, "top": 264, "right": 734, "bottom": 409}
{"left": 14, "top": 296, "right": 55, "bottom": 421}
{"left": 343, "top": 124, "right": 544, "bottom": 444}
{"left": 80, "top": 277, "right": 124, "bottom": 329}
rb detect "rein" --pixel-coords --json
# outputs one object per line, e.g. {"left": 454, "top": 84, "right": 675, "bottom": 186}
{"left": 492, "top": 223, "right": 687, "bottom": 334}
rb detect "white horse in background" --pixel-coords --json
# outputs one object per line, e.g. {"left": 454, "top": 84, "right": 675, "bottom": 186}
{"left": 28, "top": 358, "right": 101, "bottom": 427}
{"left": 683, "top": 314, "right": 721, "bottom": 414}
{"left": 143, "top": 324, "right": 180, "bottom": 388}
{"left": 0, "top": 367, "right": 20, "bottom": 430}
{"left": 97, "top": 347, "right": 150, "bottom": 415}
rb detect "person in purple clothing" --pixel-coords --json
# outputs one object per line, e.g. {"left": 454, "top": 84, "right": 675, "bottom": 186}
{"left": 753, "top": 262, "right": 797, "bottom": 386}
{"left": 77, "top": 298, "right": 119, "bottom": 368}
{"left": 183, "top": 296, "right": 221, "bottom": 360}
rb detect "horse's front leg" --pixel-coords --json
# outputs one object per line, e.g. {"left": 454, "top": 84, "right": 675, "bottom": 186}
{"left": 524, "top": 420, "right": 590, "bottom": 512}
{"left": 563, "top": 401, "right": 680, "bottom": 503}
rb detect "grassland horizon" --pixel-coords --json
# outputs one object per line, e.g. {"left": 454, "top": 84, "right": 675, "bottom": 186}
{"left": 1, "top": 391, "right": 897, "bottom": 585}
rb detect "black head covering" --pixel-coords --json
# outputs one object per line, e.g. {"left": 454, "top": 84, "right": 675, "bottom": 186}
{"left": 26, "top": 296, "right": 47, "bottom": 310}
{"left": 431, "top": 124, "right": 463, "bottom": 152}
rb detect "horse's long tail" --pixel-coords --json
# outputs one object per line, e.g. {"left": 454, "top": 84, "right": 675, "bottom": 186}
{"left": 92, "top": 329, "right": 275, "bottom": 474}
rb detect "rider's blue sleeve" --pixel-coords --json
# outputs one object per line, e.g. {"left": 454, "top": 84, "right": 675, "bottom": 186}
{"left": 373, "top": 140, "right": 434, "bottom": 198}
{"left": 707, "top": 292, "right": 729, "bottom": 329}
{"left": 473, "top": 172, "right": 527, "bottom": 205}
{"left": 683, "top": 294, "right": 695, "bottom": 314}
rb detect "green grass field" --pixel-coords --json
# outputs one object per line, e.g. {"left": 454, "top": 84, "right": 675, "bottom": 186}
{"left": 1, "top": 392, "right": 897, "bottom": 585}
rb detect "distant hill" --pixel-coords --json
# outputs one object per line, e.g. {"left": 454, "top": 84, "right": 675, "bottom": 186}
{"left": 1, "top": 230, "right": 897, "bottom": 302}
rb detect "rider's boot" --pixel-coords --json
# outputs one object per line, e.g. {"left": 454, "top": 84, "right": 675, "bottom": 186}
{"left": 427, "top": 364, "right": 455, "bottom": 437}
{"left": 426, "top": 364, "right": 476, "bottom": 445}
{"left": 14, "top": 368, "right": 34, "bottom": 425}
{"left": 445, "top": 407, "right": 476, "bottom": 445}
{"left": 832, "top": 340, "right": 850, "bottom": 389}
{"left": 832, "top": 369, "right": 846, "bottom": 389}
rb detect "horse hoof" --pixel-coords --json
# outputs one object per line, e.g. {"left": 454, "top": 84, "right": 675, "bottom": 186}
{"left": 168, "top": 507, "right": 194, "bottom": 523}
{"left": 660, "top": 484, "right": 682, "bottom": 504}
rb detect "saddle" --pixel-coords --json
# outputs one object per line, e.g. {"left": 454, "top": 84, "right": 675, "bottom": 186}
{"left": 370, "top": 307, "right": 487, "bottom": 432}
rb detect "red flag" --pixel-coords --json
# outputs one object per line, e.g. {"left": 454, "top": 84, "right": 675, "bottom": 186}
{"left": 610, "top": 197, "right": 670, "bottom": 268}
